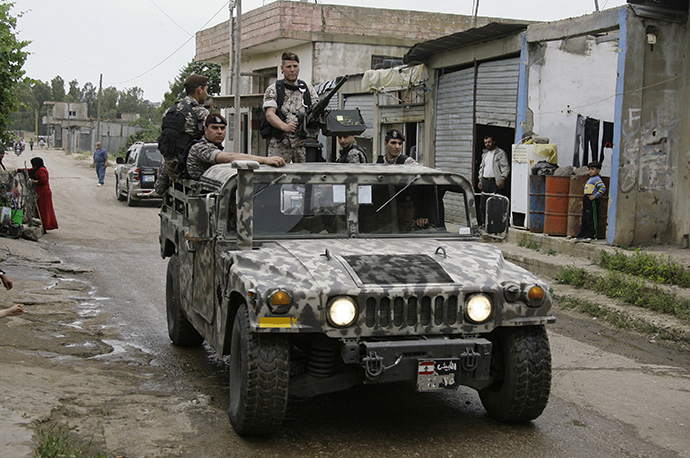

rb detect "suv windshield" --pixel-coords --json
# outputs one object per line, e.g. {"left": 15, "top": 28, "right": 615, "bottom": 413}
{"left": 251, "top": 181, "right": 472, "bottom": 237}
{"left": 140, "top": 146, "right": 163, "bottom": 168}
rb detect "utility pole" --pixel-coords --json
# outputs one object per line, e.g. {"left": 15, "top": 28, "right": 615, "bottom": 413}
{"left": 594, "top": 0, "right": 600, "bottom": 11}
{"left": 96, "top": 74, "right": 102, "bottom": 150}
{"left": 233, "top": 0, "right": 242, "bottom": 152}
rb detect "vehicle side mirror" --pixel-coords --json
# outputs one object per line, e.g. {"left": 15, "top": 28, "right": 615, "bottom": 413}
{"left": 484, "top": 194, "right": 510, "bottom": 240}
{"left": 116, "top": 157, "right": 124, "bottom": 164}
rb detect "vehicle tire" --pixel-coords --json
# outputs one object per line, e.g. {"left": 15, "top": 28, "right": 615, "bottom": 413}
{"left": 126, "top": 183, "right": 139, "bottom": 207}
{"left": 166, "top": 255, "right": 203, "bottom": 347}
{"left": 479, "top": 325, "right": 551, "bottom": 423}
{"left": 115, "top": 178, "right": 126, "bottom": 201}
{"left": 228, "top": 304, "right": 289, "bottom": 436}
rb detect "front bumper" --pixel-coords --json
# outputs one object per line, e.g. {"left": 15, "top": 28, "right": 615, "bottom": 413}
{"left": 344, "top": 337, "right": 492, "bottom": 387}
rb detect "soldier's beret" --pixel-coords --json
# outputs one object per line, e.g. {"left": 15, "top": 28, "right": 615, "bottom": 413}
{"left": 205, "top": 113, "right": 227, "bottom": 126}
{"left": 184, "top": 74, "right": 209, "bottom": 87}
{"left": 281, "top": 51, "right": 300, "bottom": 63}
{"left": 385, "top": 128, "right": 405, "bottom": 142}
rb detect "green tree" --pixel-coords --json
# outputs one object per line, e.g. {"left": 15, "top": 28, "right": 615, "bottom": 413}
{"left": 159, "top": 61, "right": 221, "bottom": 115}
{"left": 67, "top": 79, "right": 82, "bottom": 102}
{"left": 100, "top": 86, "right": 118, "bottom": 119}
{"left": 82, "top": 81, "right": 97, "bottom": 117}
{"left": 50, "top": 76, "right": 65, "bottom": 102}
{"left": 0, "top": 1, "right": 29, "bottom": 144}
{"left": 117, "top": 118, "right": 160, "bottom": 155}
{"left": 117, "top": 86, "right": 144, "bottom": 114}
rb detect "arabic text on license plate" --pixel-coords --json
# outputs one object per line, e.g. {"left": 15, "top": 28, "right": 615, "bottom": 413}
{"left": 417, "top": 359, "right": 459, "bottom": 391}
{"left": 142, "top": 175, "right": 154, "bottom": 182}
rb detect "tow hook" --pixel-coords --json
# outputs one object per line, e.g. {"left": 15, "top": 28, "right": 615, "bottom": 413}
{"left": 363, "top": 351, "right": 383, "bottom": 379}
{"left": 363, "top": 351, "right": 403, "bottom": 380}
{"left": 461, "top": 347, "right": 480, "bottom": 372}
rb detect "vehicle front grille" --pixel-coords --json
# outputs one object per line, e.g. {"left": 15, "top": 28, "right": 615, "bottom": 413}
{"left": 363, "top": 294, "right": 460, "bottom": 329}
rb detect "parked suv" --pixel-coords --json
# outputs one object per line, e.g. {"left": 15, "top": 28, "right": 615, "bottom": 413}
{"left": 159, "top": 162, "right": 554, "bottom": 436}
{"left": 115, "top": 142, "right": 163, "bottom": 206}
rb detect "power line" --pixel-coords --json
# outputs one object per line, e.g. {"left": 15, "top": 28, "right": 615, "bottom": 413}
{"left": 114, "top": 0, "right": 231, "bottom": 86}
{"left": 148, "top": 0, "right": 192, "bottom": 36}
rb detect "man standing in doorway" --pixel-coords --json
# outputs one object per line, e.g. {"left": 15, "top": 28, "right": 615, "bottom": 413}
{"left": 376, "top": 128, "right": 417, "bottom": 165}
{"left": 93, "top": 142, "right": 107, "bottom": 186}
{"left": 263, "top": 51, "right": 319, "bottom": 163}
{"left": 477, "top": 135, "right": 510, "bottom": 226}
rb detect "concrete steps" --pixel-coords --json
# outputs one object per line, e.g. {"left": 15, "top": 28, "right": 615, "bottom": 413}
{"left": 495, "top": 229, "right": 690, "bottom": 344}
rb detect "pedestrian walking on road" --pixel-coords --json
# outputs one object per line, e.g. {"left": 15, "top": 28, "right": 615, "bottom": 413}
{"left": 93, "top": 142, "right": 108, "bottom": 186}
{"left": 19, "top": 157, "right": 58, "bottom": 232}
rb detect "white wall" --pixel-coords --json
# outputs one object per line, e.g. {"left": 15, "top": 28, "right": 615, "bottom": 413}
{"left": 528, "top": 35, "right": 618, "bottom": 176}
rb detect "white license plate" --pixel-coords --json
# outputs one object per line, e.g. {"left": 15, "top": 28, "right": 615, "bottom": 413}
{"left": 142, "top": 175, "right": 155, "bottom": 182}
{"left": 417, "top": 359, "right": 459, "bottom": 391}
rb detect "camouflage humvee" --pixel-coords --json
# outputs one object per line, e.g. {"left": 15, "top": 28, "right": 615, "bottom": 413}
{"left": 159, "top": 162, "right": 554, "bottom": 436}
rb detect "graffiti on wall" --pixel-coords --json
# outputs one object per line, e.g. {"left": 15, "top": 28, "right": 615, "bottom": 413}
{"left": 619, "top": 108, "right": 679, "bottom": 193}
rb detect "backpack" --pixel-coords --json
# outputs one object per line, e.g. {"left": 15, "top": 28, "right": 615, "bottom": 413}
{"left": 260, "top": 80, "right": 312, "bottom": 139}
{"left": 158, "top": 101, "right": 195, "bottom": 162}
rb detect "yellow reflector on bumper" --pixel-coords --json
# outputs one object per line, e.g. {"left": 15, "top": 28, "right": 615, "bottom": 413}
{"left": 259, "top": 317, "right": 296, "bottom": 328}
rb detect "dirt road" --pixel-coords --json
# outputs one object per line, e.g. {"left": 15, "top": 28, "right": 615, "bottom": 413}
{"left": 0, "top": 148, "right": 688, "bottom": 458}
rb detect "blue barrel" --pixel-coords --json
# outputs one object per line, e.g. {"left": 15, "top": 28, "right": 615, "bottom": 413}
{"left": 529, "top": 175, "right": 546, "bottom": 233}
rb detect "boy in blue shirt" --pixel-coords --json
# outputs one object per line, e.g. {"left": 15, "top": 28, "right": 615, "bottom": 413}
{"left": 575, "top": 161, "right": 606, "bottom": 241}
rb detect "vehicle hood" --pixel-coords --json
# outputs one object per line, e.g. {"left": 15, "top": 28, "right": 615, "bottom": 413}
{"left": 229, "top": 238, "right": 541, "bottom": 295}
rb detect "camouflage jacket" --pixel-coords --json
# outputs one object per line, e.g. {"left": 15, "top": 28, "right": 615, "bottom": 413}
{"left": 263, "top": 80, "right": 319, "bottom": 147}
{"left": 337, "top": 141, "right": 367, "bottom": 163}
{"left": 186, "top": 137, "right": 222, "bottom": 179}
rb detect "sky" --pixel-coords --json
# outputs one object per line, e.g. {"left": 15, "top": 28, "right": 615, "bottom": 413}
{"left": 13, "top": 0, "right": 626, "bottom": 104}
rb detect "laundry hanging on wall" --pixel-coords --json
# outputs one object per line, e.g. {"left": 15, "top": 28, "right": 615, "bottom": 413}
{"left": 573, "top": 116, "right": 613, "bottom": 166}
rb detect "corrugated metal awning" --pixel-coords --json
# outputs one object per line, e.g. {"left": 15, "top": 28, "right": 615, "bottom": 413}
{"left": 404, "top": 22, "right": 528, "bottom": 64}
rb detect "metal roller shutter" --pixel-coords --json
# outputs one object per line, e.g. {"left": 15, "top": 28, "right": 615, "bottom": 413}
{"left": 475, "top": 57, "right": 520, "bottom": 128}
{"left": 344, "top": 93, "right": 374, "bottom": 139}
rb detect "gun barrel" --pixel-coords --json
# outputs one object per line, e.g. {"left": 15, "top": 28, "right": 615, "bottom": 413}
{"left": 309, "top": 75, "right": 350, "bottom": 119}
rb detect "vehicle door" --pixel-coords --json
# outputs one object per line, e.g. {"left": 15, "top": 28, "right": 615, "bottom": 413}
{"left": 179, "top": 191, "right": 217, "bottom": 324}
{"left": 126, "top": 147, "right": 138, "bottom": 185}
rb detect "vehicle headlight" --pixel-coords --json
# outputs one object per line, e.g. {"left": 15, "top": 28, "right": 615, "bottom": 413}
{"left": 327, "top": 296, "right": 357, "bottom": 328}
{"left": 465, "top": 293, "right": 493, "bottom": 323}
{"left": 524, "top": 285, "right": 545, "bottom": 307}
{"left": 267, "top": 289, "right": 292, "bottom": 314}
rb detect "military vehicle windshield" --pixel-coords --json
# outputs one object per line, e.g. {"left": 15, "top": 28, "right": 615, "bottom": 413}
{"left": 251, "top": 181, "right": 472, "bottom": 237}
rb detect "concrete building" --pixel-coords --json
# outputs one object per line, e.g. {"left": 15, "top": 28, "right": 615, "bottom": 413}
{"left": 43, "top": 102, "right": 142, "bottom": 154}
{"left": 194, "top": 0, "right": 522, "bottom": 157}
{"left": 399, "top": 0, "right": 689, "bottom": 247}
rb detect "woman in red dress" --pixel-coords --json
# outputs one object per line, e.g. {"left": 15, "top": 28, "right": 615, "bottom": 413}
{"left": 26, "top": 157, "right": 58, "bottom": 231}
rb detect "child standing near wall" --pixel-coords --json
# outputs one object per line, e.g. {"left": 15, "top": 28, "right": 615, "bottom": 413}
{"left": 575, "top": 161, "right": 606, "bottom": 241}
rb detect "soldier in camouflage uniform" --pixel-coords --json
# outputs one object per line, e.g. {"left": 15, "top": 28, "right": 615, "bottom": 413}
{"left": 187, "top": 113, "right": 285, "bottom": 180}
{"left": 336, "top": 135, "right": 367, "bottom": 163}
{"left": 155, "top": 74, "right": 211, "bottom": 193}
{"left": 376, "top": 128, "right": 418, "bottom": 165}
{"left": 263, "top": 51, "right": 319, "bottom": 163}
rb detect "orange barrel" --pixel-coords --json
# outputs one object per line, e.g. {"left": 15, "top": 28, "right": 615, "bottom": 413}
{"left": 596, "top": 177, "right": 610, "bottom": 239}
{"left": 529, "top": 175, "right": 546, "bottom": 233}
{"left": 544, "top": 176, "right": 570, "bottom": 236}
{"left": 567, "top": 175, "right": 588, "bottom": 237}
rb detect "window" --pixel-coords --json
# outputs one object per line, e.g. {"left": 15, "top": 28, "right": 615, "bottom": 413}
{"left": 371, "top": 55, "right": 403, "bottom": 70}
{"left": 254, "top": 183, "right": 346, "bottom": 236}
